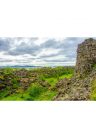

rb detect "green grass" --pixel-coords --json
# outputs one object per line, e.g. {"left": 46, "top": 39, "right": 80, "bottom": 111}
{"left": 43, "top": 73, "right": 73, "bottom": 87}
{"left": 26, "top": 84, "right": 46, "bottom": 100}
{"left": 0, "top": 90, "right": 10, "bottom": 99}
{"left": 92, "top": 64, "right": 96, "bottom": 70}
{"left": 34, "top": 90, "right": 56, "bottom": 101}
{"left": 45, "top": 78, "right": 58, "bottom": 86}
{"left": 59, "top": 74, "right": 73, "bottom": 79}
{"left": 2, "top": 95, "right": 23, "bottom": 101}
{"left": 2, "top": 83, "right": 57, "bottom": 101}
{"left": 0, "top": 66, "right": 74, "bottom": 101}
{"left": 90, "top": 79, "right": 96, "bottom": 100}
{"left": 24, "top": 83, "right": 57, "bottom": 101}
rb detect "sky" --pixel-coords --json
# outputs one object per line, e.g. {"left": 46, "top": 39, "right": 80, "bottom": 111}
{"left": 0, "top": 37, "right": 87, "bottom": 67}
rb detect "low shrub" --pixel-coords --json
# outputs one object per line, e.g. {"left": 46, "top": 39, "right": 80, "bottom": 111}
{"left": 26, "top": 84, "right": 46, "bottom": 99}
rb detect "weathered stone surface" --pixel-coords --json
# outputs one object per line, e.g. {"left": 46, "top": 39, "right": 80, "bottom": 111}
{"left": 75, "top": 38, "right": 96, "bottom": 76}
{"left": 54, "top": 38, "right": 96, "bottom": 100}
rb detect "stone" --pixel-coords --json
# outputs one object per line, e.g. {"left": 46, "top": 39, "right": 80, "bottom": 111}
{"left": 54, "top": 38, "right": 96, "bottom": 100}
{"left": 75, "top": 38, "right": 96, "bottom": 76}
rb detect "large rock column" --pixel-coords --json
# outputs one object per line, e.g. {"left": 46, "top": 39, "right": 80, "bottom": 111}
{"left": 75, "top": 38, "right": 96, "bottom": 77}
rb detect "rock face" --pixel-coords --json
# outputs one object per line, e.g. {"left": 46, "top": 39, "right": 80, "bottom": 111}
{"left": 54, "top": 38, "right": 96, "bottom": 100}
{"left": 75, "top": 38, "right": 96, "bottom": 76}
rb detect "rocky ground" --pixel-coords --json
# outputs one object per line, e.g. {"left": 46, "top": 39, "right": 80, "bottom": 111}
{"left": 54, "top": 38, "right": 96, "bottom": 101}
{"left": 54, "top": 68, "right": 96, "bottom": 100}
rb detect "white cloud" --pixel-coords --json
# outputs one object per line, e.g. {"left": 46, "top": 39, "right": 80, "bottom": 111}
{"left": 38, "top": 48, "right": 60, "bottom": 57}
{"left": 0, "top": 37, "right": 87, "bottom": 66}
{"left": 34, "top": 38, "right": 49, "bottom": 45}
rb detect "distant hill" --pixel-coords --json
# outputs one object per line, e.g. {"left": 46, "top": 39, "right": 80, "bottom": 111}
{"left": 0, "top": 65, "right": 41, "bottom": 68}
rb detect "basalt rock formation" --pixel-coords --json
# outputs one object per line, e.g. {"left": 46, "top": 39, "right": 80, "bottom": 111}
{"left": 54, "top": 38, "right": 96, "bottom": 100}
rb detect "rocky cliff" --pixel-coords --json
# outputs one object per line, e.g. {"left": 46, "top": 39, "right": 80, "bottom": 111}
{"left": 75, "top": 38, "right": 96, "bottom": 77}
{"left": 54, "top": 38, "right": 96, "bottom": 100}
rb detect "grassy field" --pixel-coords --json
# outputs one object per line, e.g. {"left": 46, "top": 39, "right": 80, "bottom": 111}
{"left": 0, "top": 66, "right": 74, "bottom": 101}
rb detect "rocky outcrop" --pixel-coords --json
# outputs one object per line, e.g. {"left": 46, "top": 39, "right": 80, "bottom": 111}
{"left": 75, "top": 38, "right": 96, "bottom": 77}
{"left": 54, "top": 38, "right": 96, "bottom": 100}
